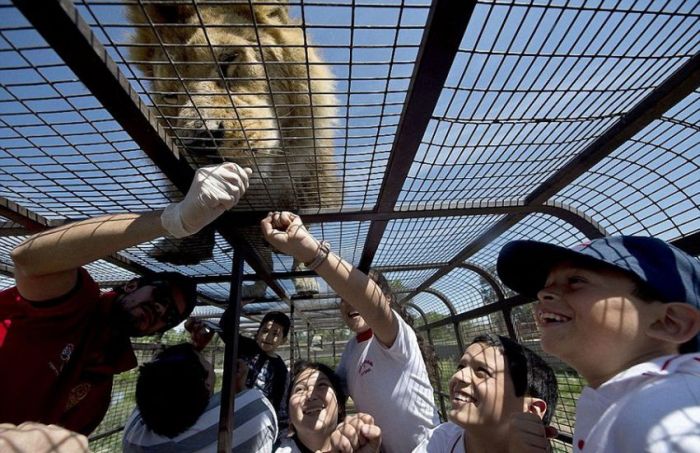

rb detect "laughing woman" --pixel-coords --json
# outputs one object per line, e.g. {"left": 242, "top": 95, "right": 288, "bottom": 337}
{"left": 277, "top": 362, "right": 345, "bottom": 453}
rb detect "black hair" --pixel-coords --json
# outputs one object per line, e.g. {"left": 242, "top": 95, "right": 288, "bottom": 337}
{"left": 135, "top": 343, "right": 210, "bottom": 438}
{"left": 288, "top": 360, "right": 347, "bottom": 425}
{"left": 139, "top": 272, "right": 198, "bottom": 331}
{"left": 367, "top": 269, "right": 441, "bottom": 385}
{"left": 470, "top": 334, "right": 558, "bottom": 425}
{"left": 259, "top": 311, "right": 291, "bottom": 338}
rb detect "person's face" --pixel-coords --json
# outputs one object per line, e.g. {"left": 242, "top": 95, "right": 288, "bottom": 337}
{"left": 535, "top": 262, "right": 660, "bottom": 380}
{"left": 256, "top": 320, "right": 286, "bottom": 353}
{"left": 117, "top": 280, "right": 187, "bottom": 336}
{"left": 339, "top": 300, "right": 369, "bottom": 333}
{"left": 289, "top": 368, "right": 339, "bottom": 438}
{"left": 448, "top": 343, "right": 525, "bottom": 430}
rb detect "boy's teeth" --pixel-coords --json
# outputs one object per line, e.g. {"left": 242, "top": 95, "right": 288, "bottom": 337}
{"left": 540, "top": 312, "right": 570, "bottom": 323}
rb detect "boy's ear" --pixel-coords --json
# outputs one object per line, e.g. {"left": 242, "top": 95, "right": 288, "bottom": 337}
{"left": 646, "top": 302, "right": 700, "bottom": 345}
{"left": 523, "top": 397, "right": 547, "bottom": 421}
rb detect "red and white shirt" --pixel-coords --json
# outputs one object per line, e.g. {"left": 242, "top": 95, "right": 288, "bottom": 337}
{"left": 574, "top": 353, "right": 700, "bottom": 452}
{"left": 0, "top": 269, "right": 136, "bottom": 434}
{"left": 336, "top": 312, "right": 440, "bottom": 453}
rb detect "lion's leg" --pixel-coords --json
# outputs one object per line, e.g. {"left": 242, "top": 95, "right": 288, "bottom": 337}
{"left": 292, "top": 258, "right": 319, "bottom": 296}
{"left": 241, "top": 241, "right": 272, "bottom": 301}
{"left": 147, "top": 226, "right": 215, "bottom": 265}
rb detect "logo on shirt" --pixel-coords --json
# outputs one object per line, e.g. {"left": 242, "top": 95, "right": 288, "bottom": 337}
{"left": 358, "top": 359, "right": 373, "bottom": 376}
{"left": 49, "top": 343, "right": 74, "bottom": 376}
{"left": 65, "top": 383, "right": 91, "bottom": 410}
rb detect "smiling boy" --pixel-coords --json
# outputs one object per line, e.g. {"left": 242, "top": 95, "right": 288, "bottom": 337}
{"left": 497, "top": 236, "right": 700, "bottom": 452}
{"left": 413, "top": 334, "right": 558, "bottom": 453}
{"left": 237, "top": 311, "right": 290, "bottom": 416}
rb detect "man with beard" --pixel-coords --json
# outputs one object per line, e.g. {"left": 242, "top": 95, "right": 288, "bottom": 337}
{"left": 0, "top": 162, "right": 251, "bottom": 435}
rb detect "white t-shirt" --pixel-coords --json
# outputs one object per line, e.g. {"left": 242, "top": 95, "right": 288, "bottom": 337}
{"left": 574, "top": 353, "right": 700, "bottom": 452}
{"left": 274, "top": 437, "right": 304, "bottom": 453}
{"left": 336, "top": 312, "right": 440, "bottom": 453}
{"left": 412, "top": 422, "right": 465, "bottom": 453}
{"left": 123, "top": 388, "right": 277, "bottom": 453}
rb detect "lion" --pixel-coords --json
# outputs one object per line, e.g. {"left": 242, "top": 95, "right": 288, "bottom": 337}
{"left": 127, "top": 0, "right": 339, "bottom": 297}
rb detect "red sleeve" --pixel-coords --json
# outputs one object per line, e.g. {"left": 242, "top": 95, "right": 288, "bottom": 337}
{"left": 0, "top": 268, "right": 107, "bottom": 431}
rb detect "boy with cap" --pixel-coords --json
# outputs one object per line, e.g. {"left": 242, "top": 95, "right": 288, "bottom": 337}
{"left": 497, "top": 236, "right": 700, "bottom": 452}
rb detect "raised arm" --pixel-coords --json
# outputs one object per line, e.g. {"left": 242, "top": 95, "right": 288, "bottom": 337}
{"left": 12, "top": 163, "right": 251, "bottom": 302}
{"left": 12, "top": 212, "right": 166, "bottom": 302}
{"left": 261, "top": 211, "right": 399, "bottom": 347}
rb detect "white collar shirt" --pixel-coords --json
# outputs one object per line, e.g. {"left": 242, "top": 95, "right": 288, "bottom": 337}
{"left": 573, "top": 353, "right": 700, "bottom": 453}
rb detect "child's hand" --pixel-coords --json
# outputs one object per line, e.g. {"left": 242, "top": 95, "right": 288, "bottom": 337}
{"left": 184, "top": 317, "right": 215, "bottom": 351}
{"left": 260, "top": 211, "right": 320, "bottom": 263}
{"left": 508, "top": 412, "right": 557, "bottom": 453}
{"left": 329, "top": 413, "right": 382, "bottom": 453}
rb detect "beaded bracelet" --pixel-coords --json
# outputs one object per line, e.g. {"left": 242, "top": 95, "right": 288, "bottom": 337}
{"left": 305, "top": 240, "right": 331, "bottom": 271}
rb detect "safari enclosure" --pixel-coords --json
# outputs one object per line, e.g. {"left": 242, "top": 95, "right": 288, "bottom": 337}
{"left": 0, "top": 0, "right": 698, "bottom": 451}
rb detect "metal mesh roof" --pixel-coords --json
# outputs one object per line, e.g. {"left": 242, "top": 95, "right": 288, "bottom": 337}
{"left": 1, "top": 0, "right": 699, "bottom": 448}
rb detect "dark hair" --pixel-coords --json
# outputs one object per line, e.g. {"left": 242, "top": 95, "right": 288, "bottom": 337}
{"left": 135, "top": 343, "right": 210, "bottom": 437}
{"left": 632, "top": 280, "right": 698, "bottom": 354}
{"left": 259, "top": 311, "right": 291, "bottom": 338}
{"left": 367, "top": 269, "right": 441, "bottom": 385}
{"left": 288, "top": 360, "right": 347, "bottom": 425}
{"left": 470, "top": 334, "right": 558, "bottom": 425}
{"left": 139, "top": 272, "right": 198, "bottom": 331}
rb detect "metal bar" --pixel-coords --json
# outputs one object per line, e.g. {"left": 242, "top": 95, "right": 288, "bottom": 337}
{"left": 671, "top": 230, "right": 700, "bottom": 256}
{"left": 0, "top": 263, "right": 14, "bottom": 278}
{"left": 526, "top": 52, "right": 700, "bottom": 206}
{"left": 0, "top": 202, "right": 606, "bottom": 240}
{"left": 0, "top": 197, "right": 50, "bottom": 232}
{"left": 401, "top": 215, "right": 526, "bottom": 302}
{"left": 10, "top": 0, "right": 289, "bottom": 302}
{"left": 416, "top": 295, "right": 532, "bottom": 332}
{"left": 502, "top": 308, "right": 518, "bottom": 341}
{"left": 400, "top": 53, "right": 700, "bottom": 305}
{"left": 217, "top": 250, "right": 244, "bottom": 453}
{"left": 357, "top": 0, "right": 478, "bottom": 271}
{"left": 87, "top": 425, "right": 124, "bottom": 442}
{"left": 0, "top": 221, "right": 31, "bottom": 236}
{"left": 10, "top": 0, "right": 192, "bottom": 188}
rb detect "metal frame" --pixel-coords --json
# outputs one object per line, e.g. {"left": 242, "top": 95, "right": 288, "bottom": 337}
{"left": 2, "top": 1, "right": 699, "bottom": 449}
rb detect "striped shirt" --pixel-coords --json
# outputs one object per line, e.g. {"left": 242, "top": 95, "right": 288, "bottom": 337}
{"left": 122, "top": 388, "right": 277, "bottom": 453}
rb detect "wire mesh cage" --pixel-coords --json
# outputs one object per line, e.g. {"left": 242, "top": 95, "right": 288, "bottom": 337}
{"left": 0, "top": 0, "right": 698, "bottom": 451}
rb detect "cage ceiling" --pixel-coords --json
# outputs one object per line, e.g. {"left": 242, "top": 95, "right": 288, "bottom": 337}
{"left": 0, "top": 0, "right": 698, "bottom": 331}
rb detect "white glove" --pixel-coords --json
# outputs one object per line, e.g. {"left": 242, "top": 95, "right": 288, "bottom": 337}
{"left": 161, "top": 163, "right": 252, "bottom": 238}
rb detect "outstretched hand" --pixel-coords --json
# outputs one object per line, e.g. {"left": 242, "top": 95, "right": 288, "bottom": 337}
{"left": 260, "top": 211, "right": 320, "bottom": 263}
{"left": 184, "top": 317, "right": 215, "bottom": 351}
{"left": 329, "top": 413, "right": 382, "bottom": 453}
{"left": 162, "top": 163, "right": 252, "bottom": 238}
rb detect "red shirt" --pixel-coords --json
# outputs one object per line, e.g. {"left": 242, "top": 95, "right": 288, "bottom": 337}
{"left": 0, "top": 269, "right": 137, "bottom": 434}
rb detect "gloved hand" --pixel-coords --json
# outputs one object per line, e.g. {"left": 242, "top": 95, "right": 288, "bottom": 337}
{"left": 161, "top": 163, "right": 252, "bottom": 238}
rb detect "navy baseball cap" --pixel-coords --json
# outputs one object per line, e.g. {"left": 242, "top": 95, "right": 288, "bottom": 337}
{"left": 497, "top": 236, "right": 700, "bottom": 310}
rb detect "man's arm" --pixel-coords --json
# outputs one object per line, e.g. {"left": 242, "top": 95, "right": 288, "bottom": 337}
{"left": 12, "top": 163, "right": 251, "bottom": 302}
{"left": 12, "top": 212, "right": 166, "bottom": 302}
{"left": 261, "top": 211, "right": 398, "bottom": 347}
